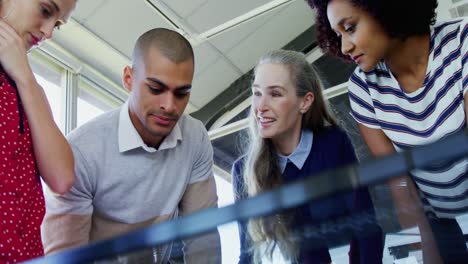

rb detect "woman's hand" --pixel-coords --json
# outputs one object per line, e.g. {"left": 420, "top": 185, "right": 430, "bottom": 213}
{"left": 0, "top": 19, "right": 35, "bottom": 85}
{"left": 0, "top": 19, "right": 75, "bottom": 195}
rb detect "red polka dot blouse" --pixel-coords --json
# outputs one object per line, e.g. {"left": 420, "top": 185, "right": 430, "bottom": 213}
{"left": 0, "top": 68, "right": 45, "bottom": 263}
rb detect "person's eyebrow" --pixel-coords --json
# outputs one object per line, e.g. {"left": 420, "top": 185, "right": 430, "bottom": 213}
{"left": 47, "top": 0, "right": 67, "bottom": 26}
{"left": 252, "top": 84, "right": 286, "bottom": 90}
{"left": 146, "top": 77, "right": 192, "bottom": 90}
{"left": 266, "top": 86, "right": 285, "bottom": 91}
{"left": 175, "top": 85, "right": 192, "bottom": 91}
{"left": 146, "top": 77, "right": 168, "bottom": 89}
{"left": 48, "top": 0, "right": 60, "bottom": 13}
{"left": 337, "top": 16, "right": 354, "bottom": 27}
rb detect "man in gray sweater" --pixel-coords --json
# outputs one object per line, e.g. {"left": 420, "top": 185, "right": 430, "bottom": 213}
{"left": 41, "top": 28, "right": 221, "bottom": 263}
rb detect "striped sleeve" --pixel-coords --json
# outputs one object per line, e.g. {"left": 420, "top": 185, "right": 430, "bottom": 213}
{"left": 347, "top": 69, "right": 381, "bottom": 129}
{"left": 461, "top": 18, "right": 468, "bottom": 95}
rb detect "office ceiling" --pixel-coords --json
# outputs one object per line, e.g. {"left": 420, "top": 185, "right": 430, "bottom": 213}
{"left": 45, "top": 0, "right": 455, "bottom": 179}
{"left": 48, "top": 0, "right": 454, "bottom": 114}
{"left": 50, "top": 0, "right": 316, "bottom": 113}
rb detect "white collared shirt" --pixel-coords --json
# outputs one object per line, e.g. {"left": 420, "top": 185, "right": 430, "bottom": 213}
{"left": 277, "top": 130, "right": 313, "bottom": 173}
{"left": 118, "top": 101, "right": 182, "bottom": 153}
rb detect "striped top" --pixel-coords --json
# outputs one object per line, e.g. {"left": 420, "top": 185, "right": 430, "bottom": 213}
{"left": 348, "top": 18, "right": 468, "bottom": 218}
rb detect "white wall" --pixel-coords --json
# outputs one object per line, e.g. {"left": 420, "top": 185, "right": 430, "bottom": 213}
{"left": 436, "top": 0, "right": 452, "bottom": 21}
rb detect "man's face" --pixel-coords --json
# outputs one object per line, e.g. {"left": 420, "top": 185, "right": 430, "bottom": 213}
{"left": 123, "top": 47, "right": 194, "bottom": 147}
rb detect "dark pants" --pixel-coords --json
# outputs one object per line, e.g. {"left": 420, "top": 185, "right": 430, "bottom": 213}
{"left": 428, "top": 217, "right": 468, "bottom": 264}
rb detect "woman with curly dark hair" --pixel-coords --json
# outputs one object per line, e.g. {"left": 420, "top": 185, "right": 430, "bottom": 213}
{"left": 307, "top": 0, "right": 467, "bottom": 263}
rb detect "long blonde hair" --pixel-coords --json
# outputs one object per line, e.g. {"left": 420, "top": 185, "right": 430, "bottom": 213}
{"left": 242, "top": 50, "right": 336, "bottom": 262}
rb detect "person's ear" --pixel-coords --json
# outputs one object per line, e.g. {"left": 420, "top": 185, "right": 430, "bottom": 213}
{"left": 300, "top": 92, "right": 315, "bottom": 113}
{"left": 122, "top": 66, "right": 134, "bottom": 93}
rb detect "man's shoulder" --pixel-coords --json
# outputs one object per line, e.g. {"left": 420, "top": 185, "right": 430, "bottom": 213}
{"left": 67, "top": 108, "right": 120, "bottom": 147}
{"left": 178, "top": 114, "right": 204, "bottom": 128}
{"left": 178, "top": 114, "right": 207, "bottom": 139}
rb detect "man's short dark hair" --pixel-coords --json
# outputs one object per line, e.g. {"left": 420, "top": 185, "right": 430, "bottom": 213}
{"left": 132, "top": 28, "right": 194, "bottom": 67}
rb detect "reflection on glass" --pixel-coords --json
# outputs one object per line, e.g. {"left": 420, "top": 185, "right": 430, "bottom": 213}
{"left": 92, "top": 248, "right": 156, "bottom": 264}
{"left": 80, "top": 203, "right": 467, "bottom": 263}
{"left": 215, "top": 175, "right": 240, "bottom": 264}
{"left": 91, "top": 229, "right": 221, "bottom": 264}
{"left": 31, "top": 134, "right": 466, "bottom": 264}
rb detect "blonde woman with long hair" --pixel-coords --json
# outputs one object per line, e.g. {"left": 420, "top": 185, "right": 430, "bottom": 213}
{"left": 232, "top": 50, "right": 383, "bottom": 263}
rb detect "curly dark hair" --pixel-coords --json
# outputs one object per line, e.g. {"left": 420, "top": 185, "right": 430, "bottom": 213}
{"left": 306, "top": 0, "right": 438, "bottom": 60}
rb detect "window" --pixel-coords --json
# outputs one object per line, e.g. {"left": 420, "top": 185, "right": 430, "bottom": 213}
{"left": 77, "top": 79, "right": 122, "bottom": 127}
{"left": 30, "top": 57, "right": 66, "bottom": 132}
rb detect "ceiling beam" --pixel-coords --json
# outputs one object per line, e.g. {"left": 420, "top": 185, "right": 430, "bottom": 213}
{"left": 191, "top": 25, "right": 317, "bottom": 127}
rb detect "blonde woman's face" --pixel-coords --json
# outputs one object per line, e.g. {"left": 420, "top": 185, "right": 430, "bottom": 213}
{"left": 252, "top": 63, "right": 305, "bottom": 143}
{"left": 1, "top": 0, "right": 76, "bottom": 50}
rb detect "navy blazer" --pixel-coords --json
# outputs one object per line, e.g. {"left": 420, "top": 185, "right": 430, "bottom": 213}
{"left": 232, "top": 127, "right": 384, "bottom": 264}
